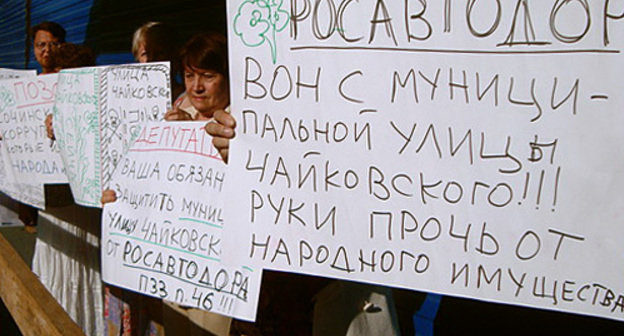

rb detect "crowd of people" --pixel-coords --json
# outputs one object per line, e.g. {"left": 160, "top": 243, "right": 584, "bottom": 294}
{"left": 10, "top": 20, "right": 424, "bottom": 336}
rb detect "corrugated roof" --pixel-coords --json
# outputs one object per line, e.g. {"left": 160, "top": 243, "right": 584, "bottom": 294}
{"left": 0, "top": 0, "right": 27, "bottom": 69}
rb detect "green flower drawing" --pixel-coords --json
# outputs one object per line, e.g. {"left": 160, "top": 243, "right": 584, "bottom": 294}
{"left": 0, "top": 86, "right": 15, "bottom": 111}
{"left": 234, "top": 0, "right": 289, "bottom": 64}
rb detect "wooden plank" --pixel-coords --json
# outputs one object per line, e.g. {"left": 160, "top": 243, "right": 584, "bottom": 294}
{"left": 0, "top": 232, "right": 85, "bottom": 336}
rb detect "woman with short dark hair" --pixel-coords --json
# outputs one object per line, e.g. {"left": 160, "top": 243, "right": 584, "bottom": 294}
{"left": 165, "top": 32, "right": 230, "bottom": 121}
{"left": 31, "top": 21, "right": 66, "bottom": 74}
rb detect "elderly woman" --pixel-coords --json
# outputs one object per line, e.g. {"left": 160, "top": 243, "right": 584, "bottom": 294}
{"left": 32, "top": 21, "right": 66, "bottom": 74}
{"left": 101, "top": 32, "right": 233, "bottom": 336}
{"left": 102, "top": 32, "right": 228, "bottom": 204}
{"left": 165, "top": 32, "right": 229, "bottom": 121}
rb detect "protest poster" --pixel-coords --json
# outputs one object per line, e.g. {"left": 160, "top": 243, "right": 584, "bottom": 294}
{"left": 0, "top": 73, "right": 67, "bottom": 208}
{"left": 0, "top": 144, "right": 41, "bottom": 208}
{"left": 54, "top": 62, "right": 170, "bottom": 207}
{"left": 102, "top": 121, "right": 261, "bottom": 321}
{"left": 222, "top": 0, "right": 624, "bottom": 321}
{"left": 0, "top": 68, "right": 36, "bottom": 80}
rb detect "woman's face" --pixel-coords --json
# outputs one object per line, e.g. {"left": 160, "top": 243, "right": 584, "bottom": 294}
{"left": 34, "top": 30, "right": 60, "bottom": 73}
{"left": 137, "top": 43, "right": 148, "bottom": 63}
{"left": 184, "top": 66, "right": 229, "bottom": 119}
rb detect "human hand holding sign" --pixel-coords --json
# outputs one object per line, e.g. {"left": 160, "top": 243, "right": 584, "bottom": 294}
{"left": 45, "top": 114, "right": 55, "bottom": 140}
{"left": 205, "top": 108, "right": 235, "bottom": 163}
{"left": 101, "top": 189, "right": 117, "bottom": 204}
{"left": 164, "top": 106, "right": 193, "bottom": 121}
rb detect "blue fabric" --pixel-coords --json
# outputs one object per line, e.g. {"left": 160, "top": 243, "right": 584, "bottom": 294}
{"left": 413, "top": 293, "right": 442, "bottom": 336}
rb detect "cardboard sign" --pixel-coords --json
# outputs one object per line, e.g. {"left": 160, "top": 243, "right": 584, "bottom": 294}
{"left": 0, "top": 74, "right": 67, "bottom": 208}
{"left": 102, "top": 121, "right": 261, "bottom": 321}
{"left": 223, "top": 0, "right": 624, "bottom": 321}
{"left": 54, "top": 63, "right": 171, "bottom": 207}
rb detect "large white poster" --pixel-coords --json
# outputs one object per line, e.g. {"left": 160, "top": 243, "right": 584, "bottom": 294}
{"left": 0, "top": 74, "right": 68, "bottom": 208}
{"left": 102, "top": 121, "right": 261, "bottom": 321}
{"left": 223, "top": 0, "right": 624, "bottom": 321}
{"left": 54, "top": 62, "right": 170, "bottom": 207}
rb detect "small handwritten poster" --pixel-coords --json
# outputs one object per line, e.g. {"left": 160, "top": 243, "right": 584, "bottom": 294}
{"left": 53, "top": 67, "right": 101, "bottom": 206}
{"left": 102, "top": 121, "right": 261, "bottom": 321}
{"left": 223, "top": 0, "right": 624, "bottom": 321}
{"left": 0, "top": 144, "right": 42, "bottom": 208}
{"left": 54, "top": 63, "right": 170, "bottom": 207}
{"left": 0, "top": 74, "right": 68, "bottom": 208}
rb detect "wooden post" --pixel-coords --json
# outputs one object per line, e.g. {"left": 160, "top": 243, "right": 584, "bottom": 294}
{"left": 0, "top": 233, "right": 85, "bottom": 336}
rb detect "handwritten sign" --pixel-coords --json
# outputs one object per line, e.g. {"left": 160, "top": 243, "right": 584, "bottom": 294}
{"left": 0, "top": 74, "right": 68, "bottom": 208}
{"left": 0, "top": 68, "right": 36, "bottom": 80}
{"left": 0, "top": 144, "right": 43, "bottom": 208}
{"left": 223, "top": 0, "right": 624, "bottom": 321}
{"left": 54, "top": 63, "right": 170, "bottom": 207}
{"left": 102, "top": 121, "right": 261, "bottom": 321}
{"left": 53, "top": 67, "right": 101, "bottom": 206}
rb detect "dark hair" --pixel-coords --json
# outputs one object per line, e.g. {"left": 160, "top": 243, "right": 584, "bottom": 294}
{"left": 50, "top": 43, "right": 96, "bottom": 69}
{"left": 179, "top": 33, "right": 228, "bottom": 78}
{"left": 144, "top": 23, "right": 181, "bottom": 62}
{"left": 32, "top": 21, "right": 66, "bottom": 43}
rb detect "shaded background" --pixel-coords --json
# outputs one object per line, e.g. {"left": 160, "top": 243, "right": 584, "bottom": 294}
{"left": 0, "top": 0, "right": 622, "bottom": 334}
{"left": 0, "top": 0, "right": 226, "bottom": 70}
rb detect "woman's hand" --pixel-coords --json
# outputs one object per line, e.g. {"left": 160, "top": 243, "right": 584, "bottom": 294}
{"left": 45, "top": 114, "right": 55, "bottom": 140}
{"left": 205, "top": 109, "right": 236, "bottom": 163}
{"left": 164, "top": 107, "right": 193, "bottom": 121}
{"left": 101, "top": 189, "right": 117, "bottom": 204}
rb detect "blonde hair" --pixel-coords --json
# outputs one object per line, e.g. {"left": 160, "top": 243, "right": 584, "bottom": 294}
{"left": 131, "top": 21, "right": 160, "bottom": 60}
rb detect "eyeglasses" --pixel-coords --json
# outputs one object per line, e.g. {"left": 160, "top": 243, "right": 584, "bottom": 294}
{"left": 34, "top": 41, "right": 59, "bottom": 49}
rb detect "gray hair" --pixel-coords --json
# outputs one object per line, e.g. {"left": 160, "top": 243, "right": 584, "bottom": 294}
{"left": 131, "top": 21, "right": 160, "bottom": 60}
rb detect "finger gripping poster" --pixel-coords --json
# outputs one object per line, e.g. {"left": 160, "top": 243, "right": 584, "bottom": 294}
{"left": 223, "top": 0, "right": 624, "bottom": 321}
{"left": 102, "top": 121, "right": 261, "bottom": 321}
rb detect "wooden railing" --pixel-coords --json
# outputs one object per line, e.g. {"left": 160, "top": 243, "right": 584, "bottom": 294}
{"left": 0, "top": 233, "right": 85, "bottom": 336}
